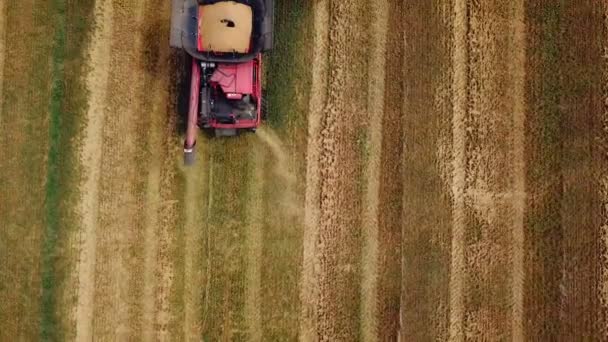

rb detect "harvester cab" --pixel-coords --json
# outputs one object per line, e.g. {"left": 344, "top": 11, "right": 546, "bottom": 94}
{"left": 170, "top": 0, "right": 274, "bottom": 165}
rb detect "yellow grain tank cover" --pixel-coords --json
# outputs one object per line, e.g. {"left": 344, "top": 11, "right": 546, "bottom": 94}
{"left": 198, "top": 1, "right": 253, "bottom": 53}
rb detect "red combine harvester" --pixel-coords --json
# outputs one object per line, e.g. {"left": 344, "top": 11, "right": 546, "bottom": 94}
{"left": 171, "top": 0, "right": 274, "bottom": 164}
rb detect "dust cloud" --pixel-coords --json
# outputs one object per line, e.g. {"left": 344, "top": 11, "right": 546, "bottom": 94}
{"left": 255, "top": 127, "right": 300, "bottom": 220}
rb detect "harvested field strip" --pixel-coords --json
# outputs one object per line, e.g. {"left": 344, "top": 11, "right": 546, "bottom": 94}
{"left": 0, "top": 0, "right": 5, "bottom": 119}
{"left": 602, "top": 1, "right": 608, "bottom": 332}
{"left": 400, "top": 1, "right": 452, "bottom": 340}
{"left": 148, "top": 19, "right": 182, "bottom": 342}
{"left": 558, "top": 1, "right": 607, "bottom": 338}
{"left": 373, "top": 0, "right": 403, "bottom": 340}
{"left": 303, "top": 0, "right": 368, "bottom": 339}
{"left": 75, "top": 1, "right": 113, "bottom": 340}
{"left": 201, "top": 138, "right": 250, "bottom": 339}
{"left": 123, "top": 3, "right": 148, "bottom": 334}
{"left": 140, "top": 69, "right": 162, "bottom": 342}
{"left": 41, "top": 1, "right": 97, "bottom": 340}
{"left": 359, "top": 0, "right": 388, "bottom": 339}
{"left": 300, "top": 0, "right": 329, "bottom": 338}
{"left": 260, "top": 1, "right": 312, "bottom": 338}
{"left": 75, "top": 0, "right": 177, "bottom": 339}
{"left": 91, "top": 1, "right": 146, "bottom": 339}
{"left": 522, "top": 2, "right": 563, "bottom": 339}
{"left": 155, "top": 145, "right": 181, "bottom": 341}
{"left": 462, "top": 1, "right": 522, "bottom": 339}
{"left": 257, "top": 128, "right": 302, "bottom": 339}
{"left": 244, "top": 147, "right": 265, "bottom": 341}
{"left": 509, "top": 0, "right": 526, "bottom": 340}
{"left": 138, "top": 1, "right": 173, "bottom": 339}
{"left": 46, "top": 2, "right": 96, "bottom": 339}
{"left": 0, "top": 1, "right": 53, "bottom": 339}
{"left": 448, "top": 0, "right": 467, "bottom": 339}
{"left": 182, "top": 144, "right": 208, "bottom": 341}
{"left": 168, "top": 160, "right": 187, "bottom": 339}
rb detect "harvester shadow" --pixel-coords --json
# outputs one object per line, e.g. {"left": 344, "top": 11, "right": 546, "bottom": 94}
{"left": 171, "top": 49, "right": 191, "bottom": 136}
{"left": 139, "top": 18, "right": 200, "bottom": 142}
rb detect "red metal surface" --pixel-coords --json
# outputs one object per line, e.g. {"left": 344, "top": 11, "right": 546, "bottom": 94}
{"left": 185, "top": 59, "right": 201, "bottom": 149}
{"left": 256, "top": 55, "right": 262, "bottom": 126}
{"left": 209, "top": 118, "right": 258, "bottom": 129}
{"left": 210, "top": 61, "right": 254, "bottom": 95}
{"left": 208, "top": 55, "right": 262, "bottom": 130}
{"left": 183, "top": 55, "right": 261, "bottom": 133}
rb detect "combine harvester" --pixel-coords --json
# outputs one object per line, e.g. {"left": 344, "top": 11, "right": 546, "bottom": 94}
{"left": 171, "top": 0, "right": 274, "bottom": 164}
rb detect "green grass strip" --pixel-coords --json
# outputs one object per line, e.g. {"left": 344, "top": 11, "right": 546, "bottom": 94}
{"left": 40, "top": 0, "right": 66, "bottom": 340}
